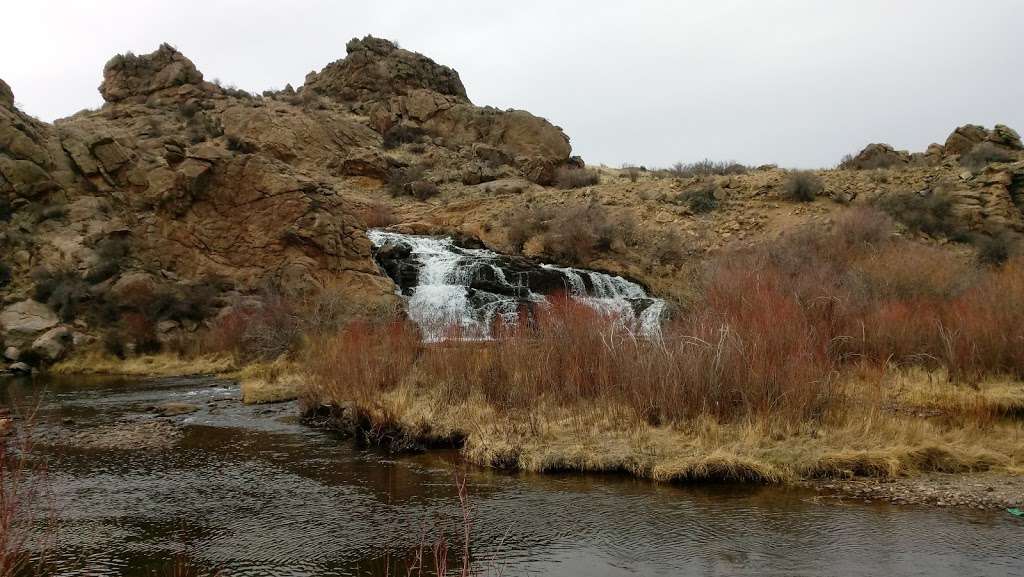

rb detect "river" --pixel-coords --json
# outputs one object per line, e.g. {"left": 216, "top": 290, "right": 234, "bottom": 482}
{"left": 3, "top": 374, "right": 1021, "bottom": 577}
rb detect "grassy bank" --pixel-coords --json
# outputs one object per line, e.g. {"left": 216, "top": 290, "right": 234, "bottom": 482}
{"left": 303, "top": 210, "right": 1024, "bottom": 484}
{"left": 50, "top": 351, "right": 238, "bottom": 377}
{"left": 304, "top": 325, "right": 1023, "bottom": 483}
{"left": 49, "top": 351, "right": 301, "bottom": 405}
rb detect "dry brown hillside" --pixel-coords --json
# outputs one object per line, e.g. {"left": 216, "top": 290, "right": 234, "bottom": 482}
{"left": 1, "top": 37, "right": 1022, "bottom": 370}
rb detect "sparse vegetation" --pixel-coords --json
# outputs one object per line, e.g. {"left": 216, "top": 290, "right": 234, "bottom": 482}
{"left": 780, "top": 170, "right": 824, "bottom": 202}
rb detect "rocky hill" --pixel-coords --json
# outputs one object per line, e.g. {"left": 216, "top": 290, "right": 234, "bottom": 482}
{"left": 1, "top": 36, "right": 1022, "bottom": 370}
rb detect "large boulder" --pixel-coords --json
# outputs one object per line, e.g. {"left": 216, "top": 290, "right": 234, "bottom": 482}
{"left": 304, "top": 36, "right": 468, "bottom": 105}
{"left": 843, "top": 143, "right": 910, "bottom": 170}
{"left": 0, "top": 300, "right": 59, "bottom": 347}
{"left": 31, "top": 326, "right": 73, "bottom": 363}
{"left": 99, "top": 43, "right": 210, "bottom": 103}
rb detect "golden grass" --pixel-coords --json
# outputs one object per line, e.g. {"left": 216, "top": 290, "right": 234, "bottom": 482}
{"left": 309, "top": 373, "right": 1024, "bottom": 484}
{"left": 50, "top": 351, "right": 237, "bottom": 377}
{"left": 880, "top": 368, "right": 1024, "bottom": 417}
{"left": 237, "top": 358, "right": 304, "bottom": 404}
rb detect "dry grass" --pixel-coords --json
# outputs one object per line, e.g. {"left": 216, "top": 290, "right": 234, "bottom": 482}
{"left": 309, "top": 377, "right": 1022, "bottom": 483}
{"left": 237, "top": 359, "right": 304, "bottom": 404}
{"left": 50, "top": 350, "right": 236, "bottom": 376}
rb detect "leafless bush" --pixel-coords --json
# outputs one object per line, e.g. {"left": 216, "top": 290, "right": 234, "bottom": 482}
{"left": 668, "top": 159, "right": 748, "bottom": 178}
{"left": 676, "top": 182, "right": 719, "bottom": 213}
{"left": 362, "top": 201, "right": 398, "bottom": 228}
{"left": 780, "top": 170, "right": 824, "bottom": 202}
{"left": 555, "top": 166, "right": 600, "bottom": 189}
{"left": 874, "top": 190, "right": 962, "bottom": 239}
{"left": 960, "top": 142, "right": 1016, "bottom": 172}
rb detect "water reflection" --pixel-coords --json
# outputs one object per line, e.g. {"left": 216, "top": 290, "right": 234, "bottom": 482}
{"left": 2, "top": 375, "right": 1020, "bottom": 577}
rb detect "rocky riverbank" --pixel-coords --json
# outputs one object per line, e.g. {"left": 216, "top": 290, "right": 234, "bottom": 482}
{"left": 808, "top": 472, "right": 1024, "bottom": 511}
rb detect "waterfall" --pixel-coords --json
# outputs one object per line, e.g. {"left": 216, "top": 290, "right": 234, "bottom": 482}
{"left": 368, "top": 230, "right": 666, "bottom": 341}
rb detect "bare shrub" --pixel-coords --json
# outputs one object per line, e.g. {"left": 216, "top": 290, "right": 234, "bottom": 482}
{"left": 203, "top": 293, "right": 302, "bottom": 361}
{"left": 960, "top": 142, "right": 1016, "bottom": 172}
{"left": 668, "top": 159, "right": 748, "bottom": 178}
{"left": 544, "top": 202, "right": 629, "bottom": 261}
{"left": 503, "top": 205, "right": 550, "bottom": 252}
{"left": 84, "top": 236, "right": 132, "bottom": 283}
{"left": 362, "top": 201, "right": 398, "bottom": 228}
{"left": 555, "top": 166, "right": 600, "bottom": 189}
{"left": 676, "top": 182, "right": 719, "bottom": 213}
{"left": 975, "top": 232, "right": 1015, "bottom": 266}
{"left": 832, "top": 207, "right": 896, "bottom": 249}
{"left": 780, "top": 170, "right": 824, "bottom": 202}
{"left": 31, "top": 267, "right": 89, "bottom": 322}
{"left": 1, "top": 419, "right": 52, "bottom": 577}
{"left": 874, "top": 190, "right": 962, "bottom": 239}
{"left": 387, "top": 166, "right": 437, "bottom": 200}
{"left": 382, "top": 124, "right": 426, "bottom": 150}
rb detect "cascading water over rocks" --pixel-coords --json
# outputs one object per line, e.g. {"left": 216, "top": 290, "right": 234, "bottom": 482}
{"left": 368, "top": 230, "right": 665, "bottom": 341}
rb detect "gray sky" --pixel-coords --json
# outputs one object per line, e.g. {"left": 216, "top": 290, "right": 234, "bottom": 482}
{"left": 3, "top": 0, "right": 1022, "bottom": 168}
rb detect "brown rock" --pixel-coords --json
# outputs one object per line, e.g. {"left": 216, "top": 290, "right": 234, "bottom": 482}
{"left": 0, "top": 300, "right": 59, "bottom": 347}
{"left": 845, "top": 143, "right": 910, "bottom": 169}
{"left": 987, "top": 124, "right": 1023, "bottom": 150}
{"left": 31, "top": 326, "right": 74, "bottom": 363}
{"left": 99, "top": 43, "right": 207, "bottom": 103}
{"left": 944, "top": 124, "right": 988, "bottom": 156}
{"left": 305, "top": 36, "right": 468, "bottom": 105}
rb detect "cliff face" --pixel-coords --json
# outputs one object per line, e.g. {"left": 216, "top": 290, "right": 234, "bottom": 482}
{"left": 1, "top": 36, "right": 1022, "bottom": 369}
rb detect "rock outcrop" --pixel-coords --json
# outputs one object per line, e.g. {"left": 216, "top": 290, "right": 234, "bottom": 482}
{"left": 305, "top": 36, "right": 571, "bottom": 184}
{"left": 944, "top": 124, "right": 1023, "bottom": 156}
{"left": 305, "top": 36, "right": 468, "bottom": 105}
{"left": 0, "top": 38, "right": 580, "bottom": 367}
{"left": 99, "top": 43, "right": 213, "bottom": 103}
{"left": 843, "top": 143, "right": 911, "bottom": 169}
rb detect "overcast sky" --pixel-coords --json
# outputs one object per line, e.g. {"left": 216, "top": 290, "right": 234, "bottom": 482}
{"left": 3, "top": 0, "right": 1022, "bottom": 168}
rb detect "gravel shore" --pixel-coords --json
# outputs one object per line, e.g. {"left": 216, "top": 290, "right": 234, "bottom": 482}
{"left": 808, "top": 472, "right": 1023, "bottom": 511}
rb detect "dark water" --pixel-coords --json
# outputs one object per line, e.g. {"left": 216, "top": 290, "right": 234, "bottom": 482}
{"left": 3, "top": 375, "right": 1022, "bottom": 577}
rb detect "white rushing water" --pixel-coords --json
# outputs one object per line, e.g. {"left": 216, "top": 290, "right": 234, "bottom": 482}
{"left": 368, "top": 230, "right": 665, "bottom": 341}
